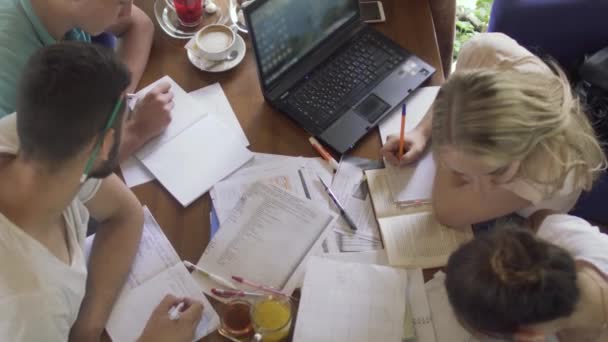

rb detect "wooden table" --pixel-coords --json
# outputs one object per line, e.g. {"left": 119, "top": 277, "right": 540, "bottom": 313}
{"left": 128, "top": 1, "right": 445, "bottom": 340}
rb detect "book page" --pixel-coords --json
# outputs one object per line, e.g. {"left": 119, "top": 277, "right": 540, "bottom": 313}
{"left": 294, "top": 257, "right": 408, "bottom": 342}
{"left": 195, "top": 183, "right": 335, "bottom": 301}
{"left": 107, "top": 263, "right": 219, "bottom": 342}
{"left": 379, "top": 211, "right": 473, "bottom": 268}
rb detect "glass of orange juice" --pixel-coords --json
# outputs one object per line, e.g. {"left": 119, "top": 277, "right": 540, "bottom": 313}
{"left": 250, "top": 296, "right": 292, "bottom": 342}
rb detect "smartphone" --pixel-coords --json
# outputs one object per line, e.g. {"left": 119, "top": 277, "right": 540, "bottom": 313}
{"left": 360, "top": 1, "right": 386, "bottom": 23}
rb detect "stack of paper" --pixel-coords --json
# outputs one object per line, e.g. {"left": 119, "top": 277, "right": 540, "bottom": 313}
{"left": 120, "top": 77, "right": 253, "bottom": 206}
{"left": 294, "top": 257, "right": 409, "bottom": 342}
{"left": 86, "top": 207, "right": 220, "bottom": 341}
{"left": 326, "top": 155, "right": 384, "bottom": 252}
{"left": 365, "top": 169, "right": 474, "bottom": 268}
{"left": 210, "top": 153, "right": 333, "bottom": 224}
{"left": 195, "top": 183, "right": 336, "bottom": 301}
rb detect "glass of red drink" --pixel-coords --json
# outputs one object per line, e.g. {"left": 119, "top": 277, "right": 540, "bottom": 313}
{"left": 165, "top": 0, "right": 203, "bottom": 27}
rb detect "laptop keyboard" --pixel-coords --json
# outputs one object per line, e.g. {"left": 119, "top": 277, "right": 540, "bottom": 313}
{"left": 287, "top": 32, "right": 406, "bottom": 131}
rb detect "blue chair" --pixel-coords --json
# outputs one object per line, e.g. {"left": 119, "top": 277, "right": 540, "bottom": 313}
{"left": 488, "top": 0, "right": 608, "bottom": 224}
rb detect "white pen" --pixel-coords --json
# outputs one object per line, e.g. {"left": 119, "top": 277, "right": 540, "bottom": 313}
{"left": 168, "top": 302, "right": 185, "bottom": 321}
{"left": 183, "top": 260, "right": 238, "bottom": 290}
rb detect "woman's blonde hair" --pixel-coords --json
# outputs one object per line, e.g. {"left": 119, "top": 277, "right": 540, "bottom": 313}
{"left": 432, "top": 58, "right": 607, "bottom": 192}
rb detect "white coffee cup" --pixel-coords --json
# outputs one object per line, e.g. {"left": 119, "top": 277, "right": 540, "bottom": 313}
{"left": 195, "top": 24, "right": 236, "bottom": 61}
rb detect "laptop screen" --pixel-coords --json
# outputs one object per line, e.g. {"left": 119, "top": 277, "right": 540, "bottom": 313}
{"left": 249, "top": 0, "right": 359, "bottom": 86}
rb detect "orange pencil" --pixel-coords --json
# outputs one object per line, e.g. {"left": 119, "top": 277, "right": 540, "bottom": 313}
{"left": 398, "top": 103, "right": 407, "bottom": 159}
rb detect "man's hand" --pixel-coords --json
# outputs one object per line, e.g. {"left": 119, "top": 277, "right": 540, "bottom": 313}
{"left": 129, "top": 82, "right": 174, "bottom": 142}
{"left": 138, "top": 295, "right": 204, "bottom": 342}
{"left": 381, "top": 128, "right": 429, "bottom": 167}
{"left": 119, "top": 82, "right": 174, "bottom": 160}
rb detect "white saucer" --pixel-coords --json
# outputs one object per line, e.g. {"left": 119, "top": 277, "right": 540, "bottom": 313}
{"left": 187, "top": 34, "right": 246, "bottom": 72}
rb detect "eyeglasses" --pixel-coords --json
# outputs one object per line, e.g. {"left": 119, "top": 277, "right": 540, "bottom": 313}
{"left": 79, "top": 98, "right": 124, "bottom": 183}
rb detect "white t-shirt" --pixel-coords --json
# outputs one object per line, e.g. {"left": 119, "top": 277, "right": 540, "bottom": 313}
{"left": 0, "top": 113, "right": 101, "bottom": 341}
{"left": 537, "top": 214, "right": 608, "bottom": 277}
{"left": 457, "top": 33, "right": 581, "bottom": 217}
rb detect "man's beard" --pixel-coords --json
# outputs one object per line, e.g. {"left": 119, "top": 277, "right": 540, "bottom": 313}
{"left": 87, "top": 133, "right": 121, "bottom": 180}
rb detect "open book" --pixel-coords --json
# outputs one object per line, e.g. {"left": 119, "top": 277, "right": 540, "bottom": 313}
{"left": 85, "top": 207, "right": 220, "bottom": 341}
{"left": 365, "top": 170, "right": 473, "bottom": 268}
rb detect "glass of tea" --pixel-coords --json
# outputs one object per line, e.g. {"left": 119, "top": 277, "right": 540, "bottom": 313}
{"left": 165, "top": 0, "right": 203, "bottom": 27}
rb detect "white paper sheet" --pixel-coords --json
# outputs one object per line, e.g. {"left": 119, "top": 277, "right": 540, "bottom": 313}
{"left": 294, "top": 257, "right": 408, "bottom": 342}
{"left": 195, "top": 183, "right": 335, "bottom": 301}
{"left": 107, "top": 263, "right": 219, "bottom": 342}
{"left": 320, "top": 252, "right": 436, "bottom": 342}
{"left": 408, "top": 268, "right": 437, "bottom": 342}
{"left": 330, "top": 156, "right": 383, "bottom": 244}
{"left": 210, "top": 159, "right": 310, "bottom": 223}
{"left": 120, "top": 82, "right": 249, "bottom": 188}
{"left": 189, "top": 83, "right": 249, "bottom": 146}
{"left": 134, "top": 76, "right": 209, "bottom": 159}
{"left": 132, "top": 77, "right": 253, "bottom": 205}
{"left": 84, "top": 207, "right": 180, "bottom": 292}
{"left": 426, "top": 272, "right": 474, "bottom": 342}
{"left": 386, "top": 151, "right": 436, "bottom": 204}
{"left": 120, "top": 157, "right": 155, "bottom": 188}
{"left": 139, "top": 114, "right": 253, "bottom": 206}
{"left": 210, "top": 157, "right": 332, "bottom": 224}
{"left": 92, "top": 207, "right": 220, "bottom": 341}
{"left": 378, "top": 86, "right": 440, "bottom": 144}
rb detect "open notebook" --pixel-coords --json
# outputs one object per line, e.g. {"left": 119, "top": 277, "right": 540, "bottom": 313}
{"left": 133, "top": 76, "right": 253, "bottom": 206}
{"left": 86, "top": 207, "right": 220, "bottom": 341}
{"left": 378, "top": 86, "right": 440, "bottom": 204}
{"left": 385, "top": 151, "right": 436, "bottom": 206}
{"left": 365, "top": 169, "right": 473, "bottom": 268}
{"left": 294, "top": 257, "right": 409, "bottom": 342}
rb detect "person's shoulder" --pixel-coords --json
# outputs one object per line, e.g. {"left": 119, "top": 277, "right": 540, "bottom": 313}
{"left": 537, "top": 214, "right": 601, "bottom": 240}
{"left": 0, "top": 0, "right": 41, "bottom": 49}
{"left": 0, "top": 114, "right": 19, "bottom": 153}
{"left": 456, "top": 33, "right": 549, "bottom": 74}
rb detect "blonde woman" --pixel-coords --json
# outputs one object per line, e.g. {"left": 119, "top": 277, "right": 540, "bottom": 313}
{"left": 381, "top": 33, "right": 606, "bottom": 228}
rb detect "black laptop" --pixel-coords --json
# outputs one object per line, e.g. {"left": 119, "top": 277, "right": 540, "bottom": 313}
{"left": 244, "top": 0, "right": 435, "bottom": 153}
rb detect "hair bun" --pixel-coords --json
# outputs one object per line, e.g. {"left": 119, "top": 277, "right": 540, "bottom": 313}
{"left": 490, "top": 232, "right": 544, "bottom": 286}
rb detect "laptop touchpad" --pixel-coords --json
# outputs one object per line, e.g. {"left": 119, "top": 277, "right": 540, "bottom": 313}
{"left": 354, "top": 94, "right": 390, "bottom": 123}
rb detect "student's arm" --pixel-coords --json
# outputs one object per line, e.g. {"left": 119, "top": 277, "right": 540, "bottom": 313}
{"left": 381, "top": 106, "right": 433, "bottom": 166}
{"left": 106, "top": 4, "right": 154, "bottom": 92}
{"left": 69, "top": 175, "right": 144, "bottom": 341}
{"left": 432, "top": 161, "right": 531, "bottom": 228}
